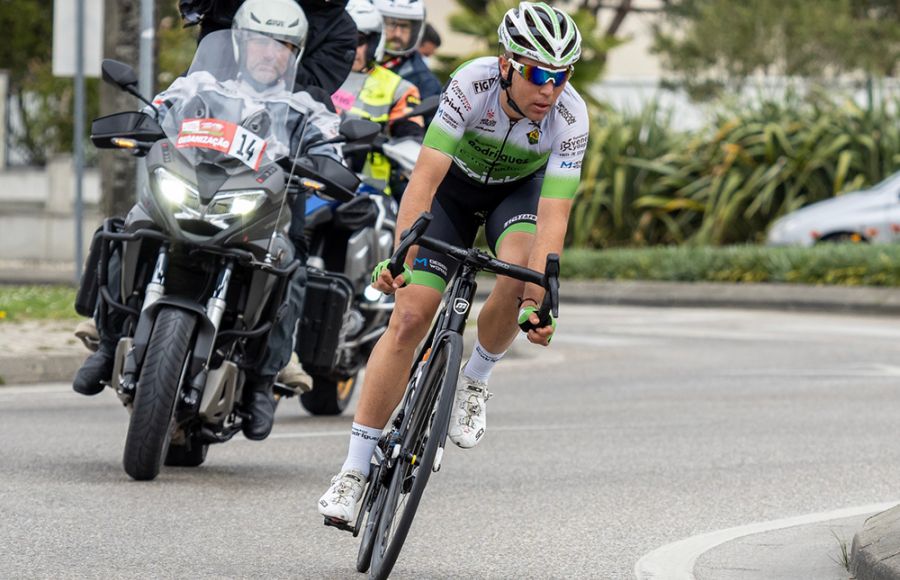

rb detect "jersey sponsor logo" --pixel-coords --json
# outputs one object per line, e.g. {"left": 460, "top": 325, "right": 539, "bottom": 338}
{"left": 472, "top": 77, "right": 498, "bottom": 94}
{"left": 449, "top": 80, "right": 473, "bottom": 112}
{"left": 414, "top": 257, "right": 428, "bottom": 267}
{"left": 476, "top": 109, "right": 497, "bottom": 129}
{"left": 559, "top": 133, "right": 589, "bottom": 153}
{"left": 466, "top": 139, "right": 531, "bottom": 165}
{"left": 453, "top": 298, "right": 470, "bottom": 315}
{"left": 440, "top": 93, "right": 466, "bottom": 122}
{"left": 527, "top": 127, "right": 540, "bottom": 145}
{"left": 502, "top": 213, "right": 537, "bottom": 229}
{"left": 429, "top": 259, "right": 448, "bottom": 276}
{"left": 556, "top": 102, "right": 576, "bottom": 126}
{"left": 437, "top": 108, "right": 460, "bottom": 130}
{"left": 560, "top": 160, "right": 582, "bottom": 169}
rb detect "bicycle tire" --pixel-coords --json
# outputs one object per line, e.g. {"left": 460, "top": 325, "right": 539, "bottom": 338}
{"left": 368, "top": 332, "right": 463, "bottom": 580}
{"left": 356, "top": 461, "right": 388, "bottom": 573}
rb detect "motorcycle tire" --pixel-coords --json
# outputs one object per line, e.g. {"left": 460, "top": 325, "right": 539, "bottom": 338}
{"left": 299, "top": 373, "right": 358, "bottom": 416}
{"left": 164, "top": 431, "right": 208, "bottom": 468}
{"left": 123, "top": 307, "right": 197, "bottom": 481}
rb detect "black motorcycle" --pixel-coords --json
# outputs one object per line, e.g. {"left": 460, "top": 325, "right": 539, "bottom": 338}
{"left": 78, "top": 32, "right": 379, "bottom": 480}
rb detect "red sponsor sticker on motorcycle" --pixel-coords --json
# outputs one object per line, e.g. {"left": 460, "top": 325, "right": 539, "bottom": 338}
{"left": 176, "top": 118, "right": 267, "bottom": 171}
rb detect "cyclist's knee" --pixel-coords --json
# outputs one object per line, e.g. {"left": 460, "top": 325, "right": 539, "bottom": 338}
{"left": 491, "top": 275, "right": 525, "bottom": 301}
{"left": 388, "top": 308, "right": 431, "bottom": 347}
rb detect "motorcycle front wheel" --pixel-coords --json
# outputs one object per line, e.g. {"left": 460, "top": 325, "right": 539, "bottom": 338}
{"left": 122, "top": 307, "right": 197, "bottom": 481}
{"left": 300, "top": 372, "right": 358, "bottom": 415}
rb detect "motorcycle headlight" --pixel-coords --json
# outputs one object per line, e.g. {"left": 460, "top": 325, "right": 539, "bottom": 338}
{"left": 152, "top": 167, "right": 201, "bottom": 215}
{"left": 206, "top": 190, "right": 267, "bottom": 217}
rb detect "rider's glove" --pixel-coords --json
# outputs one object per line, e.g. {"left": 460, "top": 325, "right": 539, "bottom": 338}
{"left": 371, "top": 259, "right": 413, "bottom": 288}
{"left": 517, "top": 305, "right": 557, "bottom": 342}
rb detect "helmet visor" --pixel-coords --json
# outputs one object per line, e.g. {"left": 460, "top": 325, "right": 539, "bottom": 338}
{"left": 381, "top": 16, "right": 423, "bottom": 56}
{"left": 234, "top": 30, "right": 300, "bottom": 89}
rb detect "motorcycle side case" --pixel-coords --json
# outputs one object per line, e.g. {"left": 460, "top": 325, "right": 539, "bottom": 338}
{"left": 298, "top": 270, "right": 353, "bottom": 372}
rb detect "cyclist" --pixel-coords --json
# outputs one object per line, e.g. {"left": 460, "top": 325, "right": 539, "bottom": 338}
{"left": 334, "top": 0, "right": 424, "bottom": 193}
{"left": 318, "top": 1, "right": 588, "bottom": 522}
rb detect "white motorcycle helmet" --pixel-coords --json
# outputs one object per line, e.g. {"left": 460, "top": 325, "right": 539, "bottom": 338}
{"left": 232, "top": 0, "right": 310, "bottom": 79}
{"left": 347, "top": 0, "right": 386, "bottom": 63}
{"left": 372, "top": 0, "right": 425, "bottom": 57}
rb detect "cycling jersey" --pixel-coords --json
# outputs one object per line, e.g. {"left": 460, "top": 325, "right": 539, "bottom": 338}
{"left": 423, "top": 56, "right": 589, "bottom": 200}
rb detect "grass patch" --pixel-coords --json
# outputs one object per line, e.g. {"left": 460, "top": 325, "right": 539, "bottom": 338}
{"left": 562, "top": 244, "right": 900, "bottom": 286}
{"left": 0, "top": 285, "right": 79, "bottom": 321}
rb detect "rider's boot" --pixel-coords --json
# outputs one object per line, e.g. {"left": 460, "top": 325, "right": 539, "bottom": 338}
{"left": 74, "top": 319, "right": 100, "bottom": 352}
{"left": 72, "top": 339, "right": 116, "bottom": 396}
{"left": 447, "top": 373, "right": 493, "bottom": 449}
{"left": 242, "top": 378, "right": 277, "bottom": 441}
{"left": 277, "top": 352, "right": 313, "bottom": 393}
{"left": 318, "top": 469, "right": 367, "bottom": 522}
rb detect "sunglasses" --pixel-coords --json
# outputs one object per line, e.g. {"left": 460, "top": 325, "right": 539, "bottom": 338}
{"left": 509, "top": 59, "right": 573, "bottom": 86}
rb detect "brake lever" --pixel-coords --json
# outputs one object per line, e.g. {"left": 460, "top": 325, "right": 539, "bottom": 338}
{"left": 388, "top": 212, "right": 433, "bottom": 277}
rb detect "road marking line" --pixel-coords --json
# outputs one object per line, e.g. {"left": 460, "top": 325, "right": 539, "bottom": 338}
{"left": 252, "top": 423, "right": 595, "bottom": 442}
{"left": 634, "top": 501, "right": 899, "bottom": 580}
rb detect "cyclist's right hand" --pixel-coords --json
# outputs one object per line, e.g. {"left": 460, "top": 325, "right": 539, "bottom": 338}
{"left": 371, "top": 259, "right": 413, "bottom": 294}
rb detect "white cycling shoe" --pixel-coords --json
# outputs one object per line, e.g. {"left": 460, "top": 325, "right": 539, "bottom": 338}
{"left": 318, "top": 469, "right": 367, "bottom": 522}
{"left": 447, "top": 374, "right": 493, "bottom": 449}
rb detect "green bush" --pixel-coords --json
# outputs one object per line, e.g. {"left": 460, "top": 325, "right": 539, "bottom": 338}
{"left": 562, "top": 244, "right": 900, "bottom": 286}
{"left": 570, "top": 93, "right": 900, "bottom": 248}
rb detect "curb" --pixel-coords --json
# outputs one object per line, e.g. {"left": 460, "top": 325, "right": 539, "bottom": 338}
{"left": 0, "top": 354, "right": 84, "bottom": 386}
{"left": 476, "top": 278, "right": 900, "bottom": 315}
{"left": 852, "top": 505, "right": 900, "bottom": 580}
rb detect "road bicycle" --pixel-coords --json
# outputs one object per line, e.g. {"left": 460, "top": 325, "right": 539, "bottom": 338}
{"left": 324, "top": 212, "right": 560, "bottom": 579}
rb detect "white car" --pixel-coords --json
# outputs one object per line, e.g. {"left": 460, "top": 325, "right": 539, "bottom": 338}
{"left": 767, "top": 171, "right": 900, "bottom": 246}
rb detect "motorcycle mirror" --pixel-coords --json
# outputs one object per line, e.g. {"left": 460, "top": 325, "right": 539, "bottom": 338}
{"left": 400, "top": 95, "right": 439, "bottom": 122}
{"left": 339, "top": 118, "right": 381, "bottom": 144}
{"left": 102, "top": 59, "right": 139, "bottom": 90}
{"left": 101, "top": 59, "right": 159, "bottom": 120}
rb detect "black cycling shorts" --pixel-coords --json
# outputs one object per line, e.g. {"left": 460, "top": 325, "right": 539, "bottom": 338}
{"left": 410, "top": 166, "right": 541, "bottom": 292}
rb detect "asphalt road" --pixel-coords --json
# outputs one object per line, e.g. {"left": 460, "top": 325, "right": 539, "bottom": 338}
{"left": 3, "top": 304, "right": 900, "bottom": 579}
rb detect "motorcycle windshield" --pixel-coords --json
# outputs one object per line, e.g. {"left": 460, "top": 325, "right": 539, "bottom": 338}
{"left": 159, "top": 30, "right": 300, "bottom": 172}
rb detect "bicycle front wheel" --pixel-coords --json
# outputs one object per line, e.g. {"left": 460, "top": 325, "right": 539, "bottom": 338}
{"left": 368, "top": 332, "right": 462, "bottom": 580}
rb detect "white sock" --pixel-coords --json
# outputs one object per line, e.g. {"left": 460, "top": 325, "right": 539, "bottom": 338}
{"left": 463, "top": 339, "right": 506, "bottom": 383}
{"left": 341, "top": 422, "right": 382, "bottom": 478}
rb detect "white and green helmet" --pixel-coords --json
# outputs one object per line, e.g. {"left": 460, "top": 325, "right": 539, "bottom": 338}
{"left": 498, "top": 2, "right": 581, "bottom": 68}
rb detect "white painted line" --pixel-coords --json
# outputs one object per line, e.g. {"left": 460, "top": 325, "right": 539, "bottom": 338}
{"left": 634, "top": 501, "right": 899, "bottom": 580}
{"left": 251, "top": 423, "right": 595, "bottom": 442}
{"left": 0, "top": 384, "right": 72, "bottom": 395}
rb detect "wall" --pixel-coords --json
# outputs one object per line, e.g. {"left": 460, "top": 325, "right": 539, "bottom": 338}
{"left": 0, "top": 156, "right": 102, "bottom": 262}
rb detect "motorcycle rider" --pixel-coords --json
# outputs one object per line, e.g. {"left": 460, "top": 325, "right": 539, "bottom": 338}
{"left": 318, "top": 1, "right": 588, "bottom": 521}
{"left": 373, "top": 0, "right": 441, "bottom": 101}
{"left": 334, "top": 0, "right": 424, "bottom": 193}
{"left": 179, "top": 0, "right": 357, "bottom": 96}
{"left": 74, "top": 0, "right": 343, "bottom": 441}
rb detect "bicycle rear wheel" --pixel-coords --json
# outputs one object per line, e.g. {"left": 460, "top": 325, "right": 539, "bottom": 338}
{"left": 368, "top": 332, "right": 462, "bottom": 580}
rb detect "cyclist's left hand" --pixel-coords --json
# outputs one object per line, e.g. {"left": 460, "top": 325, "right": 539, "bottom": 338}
{"left": 518, "top": 306, "right": 556, "bottom": 347}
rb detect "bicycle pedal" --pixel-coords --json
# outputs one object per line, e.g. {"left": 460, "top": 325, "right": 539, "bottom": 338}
{"left": 323, "top": 516, "right": 355, "bottom": 533}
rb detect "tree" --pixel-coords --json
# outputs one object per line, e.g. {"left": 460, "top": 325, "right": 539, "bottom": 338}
{"left": 0, "top": 0, "right": 99, "bottom": 165}
{"left": 99, "top": 0, "right": 141, "bottom": 217}
{"left": 652, "top": 0, "right": 900, "bottom": 99}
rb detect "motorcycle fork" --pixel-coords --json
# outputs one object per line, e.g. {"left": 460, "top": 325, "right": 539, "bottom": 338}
{"left": 118, "top": 245, "right": 169, "bottom": 401}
